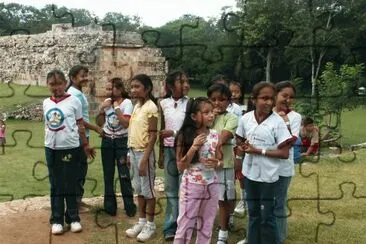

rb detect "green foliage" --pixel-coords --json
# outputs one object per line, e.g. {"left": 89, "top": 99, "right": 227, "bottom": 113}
{"left": 318, "top": 62, "right": 364, "bottom": 113}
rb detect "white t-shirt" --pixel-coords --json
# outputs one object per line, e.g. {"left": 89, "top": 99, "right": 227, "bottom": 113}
{"left": 160, "top": 96, "right": 189, "bottom": 147}
{"left": 277, "top": 110, "right": 302, "bottom": 177}
{"left": 236, "top": 111, "right": 292, "bottom": 183}
{"left": 43, "top": 94, "right": 82, "bottom": 149}
{"left": 227, "top": 103, "right": 244, "bottom": 118}
{"left": 67, "top": 86, "right": 90, "bottom": 137}
{"left": 103, "top": 98, "right": 133, "bottom": 136}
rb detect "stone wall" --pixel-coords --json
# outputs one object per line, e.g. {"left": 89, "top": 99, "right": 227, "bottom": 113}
{"left": 0, "top": 23, "right": 167, "bottom": 113}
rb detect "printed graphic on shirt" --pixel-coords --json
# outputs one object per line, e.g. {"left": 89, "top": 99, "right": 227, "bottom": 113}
{"left": 106, "top": 112, "right": 122, "bottom": 131}
{"left": 46, "top": 108, "right": 65, "bottom": 131}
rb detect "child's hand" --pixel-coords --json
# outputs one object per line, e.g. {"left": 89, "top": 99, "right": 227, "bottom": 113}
{"left": 139, "top": 159, "right": 147, "bottom": 176}
{"left": 203, "top": 158, "right": 219, "bottom": 169}
{"left": 243, "top": 140, "right": 257, "bottom": 154}
{"left": 102, "top": 98, "right": 112, "bottom": 109}
{"left": 160, "top": 130, "right": 173, "bottom": 139}
{"left": 192, "top": 133, "right": 207, "bottom": 149}
{"left": 84, "top": 145, "right": 96, "bottom": 159}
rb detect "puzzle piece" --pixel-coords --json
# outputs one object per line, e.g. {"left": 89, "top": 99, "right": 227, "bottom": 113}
{"left": 1, "top": 1, "right": 366, "bottom": 243}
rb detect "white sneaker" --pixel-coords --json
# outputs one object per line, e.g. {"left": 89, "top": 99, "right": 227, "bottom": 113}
{"left": 70, "top": 222, "right": 82, "bottom": 233}
{"left": 234, "top": 200, "right": 246, "bottom": 214}
{"left": 237, "top": 238, "right": 248, "bottom": 244}
{"left": 126, "top": 222, "right": 145, "bottom": 238}
{"left": 136, "top": 223, "right": 156, "bottom": 242}
{"left": 51, "top": 224, "right": 63, "bottom": 235}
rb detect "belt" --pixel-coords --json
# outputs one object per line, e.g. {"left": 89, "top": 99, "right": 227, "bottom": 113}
{"left": 103, "top": 133, "right": 127, "bottom": 139}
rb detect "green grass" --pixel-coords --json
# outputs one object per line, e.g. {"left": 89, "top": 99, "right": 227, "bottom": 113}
{"left": 0, "top": 83, "right": 50, "bottom": 111}
{"left": 1, "top": 85, "right": 366, "bottom": 243}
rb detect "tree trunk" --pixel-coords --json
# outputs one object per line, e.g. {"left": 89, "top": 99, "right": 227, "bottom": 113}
{"left": 265, "top": 48, "right": 272, "bottom": 82}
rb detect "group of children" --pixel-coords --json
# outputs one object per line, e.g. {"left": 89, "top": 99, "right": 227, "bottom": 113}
{"left": 42, "top": 66, "right": 320, "bottom": 243}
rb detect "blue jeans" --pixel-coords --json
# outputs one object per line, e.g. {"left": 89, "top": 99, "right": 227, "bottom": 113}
{"left": 274, "top": 176, "right": 292, "bottom": 242}
{"left": 245, "top": 177, "right": 280, "bottom": 244}
{"left": 101, "top": 137, "right": 135, "bottom": 215}
{"left": 45, "top": 147, "right": 80, "bottom": 225}
{"left": 163, "top": 147, "right": 180, "bottom": 236}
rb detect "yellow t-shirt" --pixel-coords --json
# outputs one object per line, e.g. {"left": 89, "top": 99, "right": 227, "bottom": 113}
{"left": 128, "top": 99, "right": 158, "bottom": 150}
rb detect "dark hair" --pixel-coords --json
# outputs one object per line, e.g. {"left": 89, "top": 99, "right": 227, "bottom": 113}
{"left": 303, "top": 117, "right": 314, "bottom": 126}
{"left": 211, "top": 74, "right": 229, "bottom": 86}
{"left": 229, "top": 81, "right": 245, "bottom": 105}
{"left": 131, "top": 74, "right": 157, "bottom": 105}
{"left": 275, "top": 80, "right": 297, "bottom": 94}
{"left": 247, "top": 81, "right": 276, "bottom": 112}
{"left": 165, "top": 71, "right": 187, "bottom": 98}
{"left": 109, "top": 77, "right": 129, "bottom": 98}
{"left": 68, "top": 65, "right": 88, "bottom": 80}
{"left": 46, "top": 69, "right": 67, "bottom": 83}
{"left": 207, "top": 83, "right": 232, "bottom": 99}
{"left": 175, "top": 97, "right": 212, "bottom": 163}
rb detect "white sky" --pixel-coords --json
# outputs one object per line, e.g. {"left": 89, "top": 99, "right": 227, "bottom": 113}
{"left": 3, "top": 0, "right": 237, "bottom": 27}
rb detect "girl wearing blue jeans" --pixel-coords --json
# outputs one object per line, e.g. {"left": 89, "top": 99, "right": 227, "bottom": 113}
{"left": 235, "top": 82, "right": 293, "bottom": 244}
{"left": 158, "top": 71, "right": 190, "bottom": 241}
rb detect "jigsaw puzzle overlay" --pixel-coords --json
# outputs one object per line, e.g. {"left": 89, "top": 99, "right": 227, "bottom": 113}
{"left": 0, "top": 1, "right": 366, "bottom": 243}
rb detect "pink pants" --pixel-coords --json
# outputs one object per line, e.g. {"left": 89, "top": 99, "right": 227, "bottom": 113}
{"left": 174, "top": 178, "right": 219, "bottom": 244}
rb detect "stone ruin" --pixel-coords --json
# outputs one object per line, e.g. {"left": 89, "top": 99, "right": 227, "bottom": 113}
{"left": 0, "top": 23, "right": 167, "bottom": 113}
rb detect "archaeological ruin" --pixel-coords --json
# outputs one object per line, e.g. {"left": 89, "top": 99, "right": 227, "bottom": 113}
{"left": 0, "top": 23, "right": 167, "bottom": 112}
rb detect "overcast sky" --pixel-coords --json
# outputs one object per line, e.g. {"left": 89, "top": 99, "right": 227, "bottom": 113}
{"left": 3, "top": 0, "right": 237, "bottom": 27}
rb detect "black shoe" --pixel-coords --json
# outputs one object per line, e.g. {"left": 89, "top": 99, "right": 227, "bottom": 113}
{"left": 125, "top": 204, "right": 137, "bottom": 217}
{"left": 164, "top": 234, "right": 175, "bottom": 241}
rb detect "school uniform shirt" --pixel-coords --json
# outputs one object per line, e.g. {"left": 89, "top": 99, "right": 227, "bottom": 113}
{"left": 67, "top": 86, "right": 90, "bottom": 137}
{"left": 128, "top": 99, "right": 158, "bottom": 150}
{"left": 227, "top": 103, "right": 244, "bottom": 117}
{"left": 160, "top": 96, "right": 189, "bottom": 147}
{"left": 182, "top": 129, "right": 220, "bottom": 185}
{"left": 236, "top": 111, "right": 292, "bottom": 183}
{"left": 277, "top": 110, "right": 302, "bottom": 177}
{"left": 43, "top": 94, "right": 82, "bottom": 149}
{"left": 103, "top": 98, "right": 133, "bottom": 136}
{"left": 212, "top": 112, "right": 238, "bottom": 168}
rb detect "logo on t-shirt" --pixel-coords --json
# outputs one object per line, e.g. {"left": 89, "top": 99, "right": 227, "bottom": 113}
{"left": 46, "top": 108, "right": 65, "bottom": 130}
{"left": 106, "top": 112, "right": 122, "bottom": 131}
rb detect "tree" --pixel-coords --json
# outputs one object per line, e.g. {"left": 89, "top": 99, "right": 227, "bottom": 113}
{"left": 102, "top": 12, "right": 141, "bottom": 31}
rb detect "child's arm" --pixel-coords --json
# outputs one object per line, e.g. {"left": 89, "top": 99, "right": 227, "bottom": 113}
{"left": 138, "top": 116, "right": 158, "bottom": 176}
{"left": 243, "top": 139, "right": 293, "bottom": 159}
{"left": 176, "top": 134, "right": 206, "bottom": 172}
{"left": 84, "top": 120, "right": 103, "bottom": 136}
{"left": 158, "top": 102, "right": 165, "bottom": 169}
{"left": 77, "top": 119, "right": 96, "bottom": 159}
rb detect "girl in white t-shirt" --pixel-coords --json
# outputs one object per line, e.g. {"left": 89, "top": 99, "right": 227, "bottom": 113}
{"left": 43, "top": 70, "right": 95, "bottom": 235}
{"left": 174, "top": 97, "right": 221, "bottom": 244}
{"left": 96, "top": 77, "right": 136, "bottom": 217}
{"left": 235, "top": 81, "right": 293, "bottom": 244}
{"left": 273, "top": 81, "right": 302, "bottom": 243}
{"left": 158, "top": 71, "right": 190, "bottom": 241}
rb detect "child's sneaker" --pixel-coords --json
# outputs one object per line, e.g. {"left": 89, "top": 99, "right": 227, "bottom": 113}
{"left": 51, "top": 224, "right": 63, "bottom": 235}
{"left": 70, "top": 222, "right": 82, "bottom": 233}
{"left": 136, "top": 222, "right": 156, "bottom": 242}
{"left": 126, "top": 222, "right": 145, "bottom": 238}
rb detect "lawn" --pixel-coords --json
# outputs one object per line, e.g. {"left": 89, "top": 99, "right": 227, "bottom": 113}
{"left": 1, "top": 84, "right": 366, "bottom": 243}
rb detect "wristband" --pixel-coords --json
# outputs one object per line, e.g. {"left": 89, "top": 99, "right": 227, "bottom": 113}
{"left": 173, "top": 130, "right": 177, "bottom": 137}
{"left": 261, "top": 149, "right": 266, "bottom": 156}
{"left": 217, "top": 161, "right": 223, "bottom": 168}
{"left": 235, "top": 155, "right": 243, "bottom": 160}
{"left": 114, "top": 106, "right": 120, "bottom": 111}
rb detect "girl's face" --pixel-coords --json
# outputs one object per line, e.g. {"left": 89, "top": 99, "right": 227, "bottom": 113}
{"left": 130, "top": 79, "right": 148, "bottom": 100}
{"left": 230, "top": 84, "right": 242, "bottom": 101}
{"left": 192, "top": 102, "right": 215, "bottom": 128}
{"left": 253, "top": 87, "right": 275, "bottom": 115}
{"left": 209, "top": 91, "right": 229, "bottom": 114}
{"left": 106, "top": 82, "right": 121, "bottom": 99}
{"left": 72, "top": 69, "right": 89, "bottom": 87}
{"left": 47, "top": 77, "right": 67, "bottom": 98}
{"left": 171, "top": 74, "right": 190, "bottom": 97}
{"left": 276, "top": 87, "right": 295, "bottom": 111}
